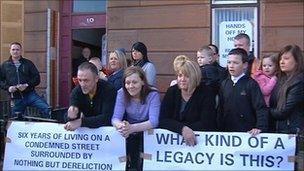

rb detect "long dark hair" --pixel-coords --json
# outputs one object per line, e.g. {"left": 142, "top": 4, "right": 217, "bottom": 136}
{"left": 276, "top": 44, "right": 304, "bottom": 109}
{"left": 122, "top": 66, "right": 155, "bottom": 104}
{"left": 131, "top": 42, "right": 149, "bottom": 64}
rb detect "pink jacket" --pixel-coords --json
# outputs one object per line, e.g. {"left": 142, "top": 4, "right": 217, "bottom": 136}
{"left": 252, "top": 70, "right": 277, "bottom": 106}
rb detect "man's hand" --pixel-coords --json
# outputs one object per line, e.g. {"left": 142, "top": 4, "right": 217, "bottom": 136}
{"left": 67, "top": 106, "right": 79, "bottom": 119}
{"left": 182, "top": 126, "right": 197, "bottom": 146}
{"left": 64, "top": 118, "right": 82, "bottom": 131}
{"left": 8, "top": 86, "right": 17, "bottom": 93}
{"left": 16, "top": 84, "right": 28, "bottom": 92}
{"left": 248, "top": 128, "right": 261, "bottom": 136}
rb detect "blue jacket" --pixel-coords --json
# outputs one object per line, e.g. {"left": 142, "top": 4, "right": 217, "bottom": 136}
{"left": 107, "top": 69, "right": 124, "bottom": 91}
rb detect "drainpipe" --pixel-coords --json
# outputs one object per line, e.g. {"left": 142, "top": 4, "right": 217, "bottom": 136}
{"left": 46, "top": 8, "right": 51, "bottom": 105}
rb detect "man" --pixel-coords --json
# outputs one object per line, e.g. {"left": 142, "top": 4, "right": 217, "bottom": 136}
{"left": 208, "top": 44, "right": 220, "bottom": 65}
{"left": 72, "top": 47, "right": 91, "bottom": 77}
{"left": 233, "top": 33, "right": 259, "bottom": 76}
{"left": 208, "top": 44, "right": 228, "bottom": 82}
{"left": 64, "top": 62, "right": 116, "bottom": 131}
{"left": 0, "top": 42, "right": 50, "bottom": 118}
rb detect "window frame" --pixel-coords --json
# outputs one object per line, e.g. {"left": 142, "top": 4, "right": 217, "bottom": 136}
{"left": 212, "top": 0, "right": 257, "bottom": 5}
{"left": 210, "top": 0, "right": 260, "bottom": 66}
{"left": 73, "top": 0, "right": 107, "bottom": 13}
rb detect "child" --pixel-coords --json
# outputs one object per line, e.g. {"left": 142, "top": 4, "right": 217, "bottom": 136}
{"left": 197, "top": 46, "right": 220, "bottom": 92}
{"left": 252, "top": 54, "right": 278, "bottom": 106}
{"left": 217, "top": 48, "right": 268, "bottom": 135}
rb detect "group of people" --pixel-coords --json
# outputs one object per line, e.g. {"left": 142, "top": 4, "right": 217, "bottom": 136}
{"left": 64, "top": 33, "right": 303, "bottom": 171}
{"left": 0, "top": 33, "right": 303, "bottom": 171}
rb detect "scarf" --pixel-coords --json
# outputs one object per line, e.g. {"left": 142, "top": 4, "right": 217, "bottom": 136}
{"left": 133, "top": 59, "right": 147, "bottom": 68}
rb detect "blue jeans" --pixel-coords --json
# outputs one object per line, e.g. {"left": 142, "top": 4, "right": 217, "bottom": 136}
{"left": 11, "top": 91, "right": 50, "bottom": 118}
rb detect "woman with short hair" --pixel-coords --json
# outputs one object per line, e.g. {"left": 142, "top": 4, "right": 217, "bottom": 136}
{"left": 159, "top": 55, "right": 217, "bottom": 146}
{"left": 107, "top": 48, "right": 128, "bottom": 90}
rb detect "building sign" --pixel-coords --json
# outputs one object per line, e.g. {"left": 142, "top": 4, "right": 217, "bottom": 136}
{"left": 71, "top": 14, "right": 106, "bottom": 28}
{"left": 219, "top": 20, "right": 253, "bottom": 67}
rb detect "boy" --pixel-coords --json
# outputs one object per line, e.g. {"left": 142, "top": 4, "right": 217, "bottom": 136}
{"left": 217, "top": 48, "right": 268, "bottom": 135}
{"left": 197, "top": 46, "right": 220, "bottom": 92}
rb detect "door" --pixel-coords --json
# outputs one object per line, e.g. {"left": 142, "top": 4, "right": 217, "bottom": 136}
{"left": 59, "top": 0, "right": 106, "bottom": 107}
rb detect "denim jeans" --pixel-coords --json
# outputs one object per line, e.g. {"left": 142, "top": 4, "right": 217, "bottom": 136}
{"left": 11, "top": 91, "right": 50, "bottom": 118}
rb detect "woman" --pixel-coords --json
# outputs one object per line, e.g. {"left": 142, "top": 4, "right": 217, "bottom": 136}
{"left": 112, "top": 66, "right": 160, "bottom": 171}
{"left": 107, "top": 49, "right": 128, "bottom": 90}
{"left": 269, "top": 44, "right": 304, "bottom": 134}
{"left": 131, "top": 42, "right": 156, "bottom": 86}
{"left": 159, "top": 55, "right": 217, "bottom": 146}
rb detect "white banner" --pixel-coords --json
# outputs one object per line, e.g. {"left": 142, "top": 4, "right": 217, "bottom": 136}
{"left": 144, "top": 129, "right": 295, "bottom": 170}
{"left": 3, "top": 121, "right": 126, "bottom": 170}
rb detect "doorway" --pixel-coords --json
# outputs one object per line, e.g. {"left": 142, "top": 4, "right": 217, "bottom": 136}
{"left": 59, "top": 0, "right": 107, "bottom": 107}
{"left": 71, "top": 28, "right": 106, "bottom": 87}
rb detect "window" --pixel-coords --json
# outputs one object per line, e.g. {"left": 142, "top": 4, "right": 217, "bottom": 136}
{"left": 73, "top": 0, "right": 107, "bottom": 13}
{"left": 211, "top": 0, "right": 258, "bottom": 67}
{"left": 212, "top": 0, "right": 257, "bottom": 4}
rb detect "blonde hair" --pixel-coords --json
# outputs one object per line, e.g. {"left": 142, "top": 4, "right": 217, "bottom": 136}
{"left": 197, "top": 46, "right": 213, "bottom": 58}
{"left": 173, "top": 55, "right": 201, "bottom": 92}
{"left": 108, "top": 49, "right": 128, "bottom": 70}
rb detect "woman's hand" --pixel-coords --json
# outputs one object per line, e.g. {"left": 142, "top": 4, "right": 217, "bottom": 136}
{"left": 121, "top": 121, "right": 134, "bottom": 138}
{"left": 182, "top": 126, "right": 197, "bottom": 146}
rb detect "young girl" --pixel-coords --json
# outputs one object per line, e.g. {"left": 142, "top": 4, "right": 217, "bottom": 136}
{"left": 252, "top": 54, "right": 279, "bottom": 106}
{"left": 112, "top": 66, "right": 160, "bottom": 171}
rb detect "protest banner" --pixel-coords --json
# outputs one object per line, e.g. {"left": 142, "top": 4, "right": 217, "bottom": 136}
{"left": 3, "top": 121, "right": 126, "bottom": 170}
{"left": 143, "top": 129, "right": 296, "bottom": 170}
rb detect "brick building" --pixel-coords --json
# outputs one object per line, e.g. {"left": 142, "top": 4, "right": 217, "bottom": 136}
{"left": 0, "top": 0, "right": 303, "bottom": 108}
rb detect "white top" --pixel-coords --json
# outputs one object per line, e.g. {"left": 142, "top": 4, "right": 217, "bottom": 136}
{"left": 142, "top": 62, "right": 156, "bottom": 86}
{"left": 231, "top": 73, "right": 245, "bottom": 84}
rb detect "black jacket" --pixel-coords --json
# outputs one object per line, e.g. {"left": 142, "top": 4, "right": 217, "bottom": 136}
{"left": 246, "top": 52, "right": 255, "bottom": 76}
{"left": 269, "top": 73, "right": 304, "bottom": 134}
{"left": 70, "top": 79, "right": 117, "bottom": 128}
{"left": 158, "top": 83, "right": 217, "bottom": 135}
{"left": 0, "top": 57, "right": 40, "bottom": 98}
{"left": 212, "top": 62, "right": 228, "bottom": 83}
{"left": 200, "top": 64, "right": 221, "bottom": 93}
{"left": 218, "top": 75, "right": 268, "bottom": 132}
